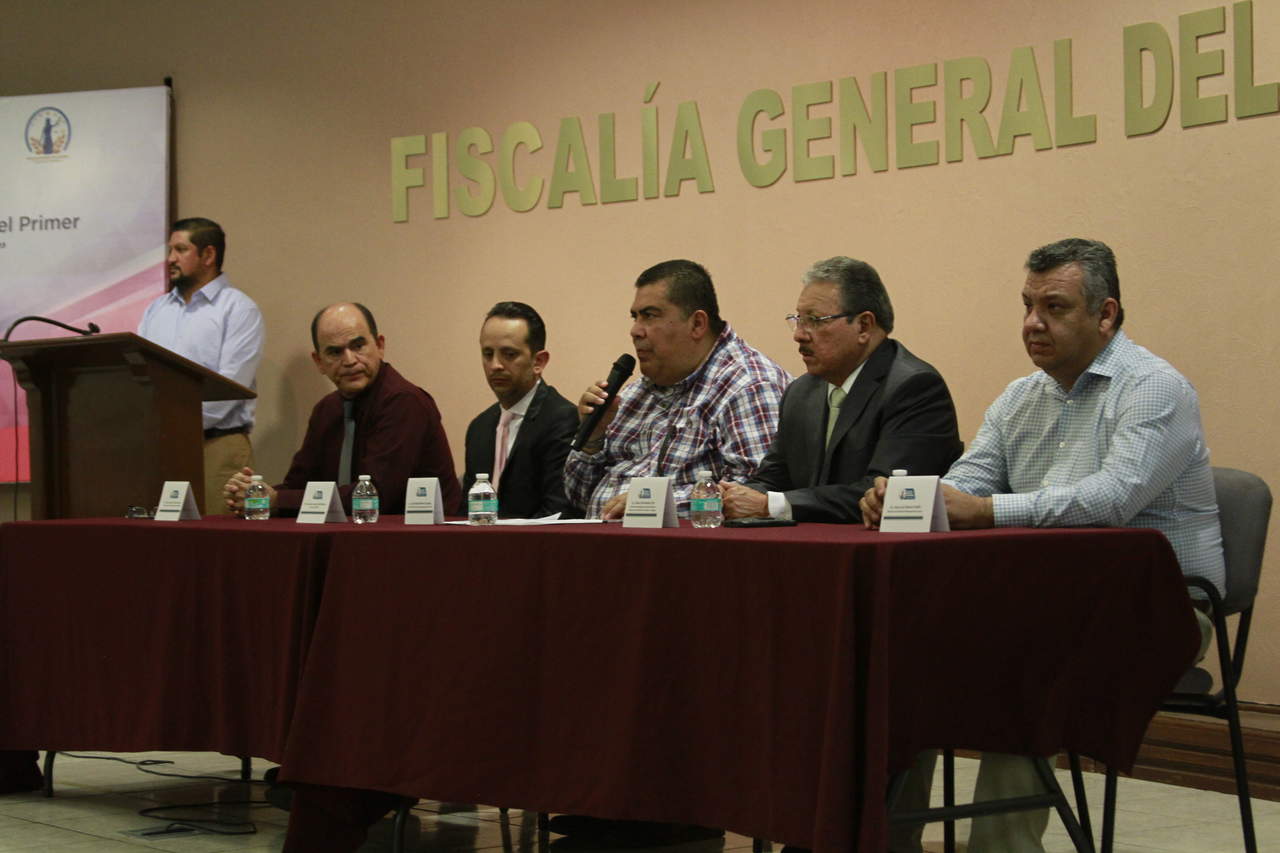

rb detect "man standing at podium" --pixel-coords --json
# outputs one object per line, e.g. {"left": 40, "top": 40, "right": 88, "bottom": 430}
{"left": 137, "top": 217, "right": 264, "bottom": 514}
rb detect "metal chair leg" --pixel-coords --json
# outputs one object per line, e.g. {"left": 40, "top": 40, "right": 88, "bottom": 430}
{"left": 392, "top": 797, "right": 413, "bottom": 853}
{"left": 42, "top": 750, "right": 55, "bottom": 797}
{"left": 1067, "top": 753, "right": 1094, "bottom": 852}
{"left": 1206, "top": 596, "right": 1258, "bottom": 853}
{"left": 943, "top": 748, "right": 956, "bottom": 853}
{"left": 1100, "top": 767, "right": 1117, "bottom": 853}
{"left": 1032, "top": 757, "right": 1092, "bottom": 853}
{"left": 1222, "top": 682, "right": 1258, "bottom": 853}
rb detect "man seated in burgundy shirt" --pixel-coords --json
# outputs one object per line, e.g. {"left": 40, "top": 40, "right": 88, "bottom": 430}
{"left": 223, "top": 302, "right": 461, "bottom": 515}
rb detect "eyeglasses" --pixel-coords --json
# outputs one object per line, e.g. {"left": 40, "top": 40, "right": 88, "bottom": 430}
{"left": 785, "top": 312, "right": 854, "bottom": 332}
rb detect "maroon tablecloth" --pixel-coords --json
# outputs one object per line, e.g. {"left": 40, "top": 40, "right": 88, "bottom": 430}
{"left": 0, "top": 517, "right": 330, "bottom": 761}
{"left": 276, "top": 522, "right": 1201, "bottom": 851}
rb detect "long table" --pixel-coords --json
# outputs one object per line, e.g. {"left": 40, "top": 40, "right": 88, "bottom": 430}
{"left": 0, "top": 519, "right": 1201, "bottom": 850}
{"left": 274, "top": 522, "right": 1201, "bottom": 851}
{"left": 0, "top": 517, "right": 329, "bottom": 761}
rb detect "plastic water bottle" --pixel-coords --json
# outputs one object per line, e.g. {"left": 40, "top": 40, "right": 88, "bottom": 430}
{"left": 352, "top": 474, "right": 380, "bottom": 524}
{"left": 689, "top": 469, "right": 723, "bottom": 528}
{"left": 244, "top": 474, "right": 270, "bottom": 520}
{"left": 468, "top": 473, "right": 498, "bottom": 525}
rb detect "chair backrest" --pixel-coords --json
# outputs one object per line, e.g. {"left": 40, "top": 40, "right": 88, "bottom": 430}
{"left": 1213, "top": 466, "right": 1272, "bottom": 614}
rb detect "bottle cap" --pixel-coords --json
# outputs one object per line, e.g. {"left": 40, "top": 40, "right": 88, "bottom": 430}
{"left": 358, "top": 474, "right": 371, "bottom": 481}
{"left": 891, "top": 469, "right": 908, "bottom": 477}
{"left": 477, "top": 473, "right": 489, "bottom": 481}
{"left": 250, "top": 474, "right": 263, "bottom": 481}
{"left": 696, "top": 469, "right": 712, "bottom": 480}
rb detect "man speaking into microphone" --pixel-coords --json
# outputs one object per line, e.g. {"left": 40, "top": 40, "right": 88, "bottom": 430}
{"left": 564, "top": 259, "right": 790, "bottom": 520}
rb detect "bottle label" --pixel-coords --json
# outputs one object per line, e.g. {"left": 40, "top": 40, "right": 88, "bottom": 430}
{"left": 468, "top": 499, "right": 498, "bottom": 513}
{"left": 690, "top": 497, "right": 722, "bottom": 512}
{"left": 353, "top": 497, "right": 378, "bottom": 512}
{"left": 245, "top": 497, "right": 269, "bottom": 511}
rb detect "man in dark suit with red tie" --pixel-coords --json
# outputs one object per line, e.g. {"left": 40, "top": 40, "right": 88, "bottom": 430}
{"left": 462, "top": 301, "right": 579, "bottom": 518}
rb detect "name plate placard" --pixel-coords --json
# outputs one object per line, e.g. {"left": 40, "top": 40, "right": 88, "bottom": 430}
{"left": 404, "top": 477, "right": 444, "bottom": 525}
{"left": 154, "top": 481, "right": 200, "bottom": 521}
{"left": 622, "top": 477, "right": 679, "bottom": 529}
{"left": 296, "top": 481, "right": 347, "bottom": 524}
{"left": 879, "top": 474, "right": 949, "bottom": 533}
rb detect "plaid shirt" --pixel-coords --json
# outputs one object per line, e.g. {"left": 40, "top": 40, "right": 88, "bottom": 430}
{"left": 565, "top": 324, "right": 792, "bottom": 518}
{"left": 944, "top": 331, "right": 1225, "bottom": 594}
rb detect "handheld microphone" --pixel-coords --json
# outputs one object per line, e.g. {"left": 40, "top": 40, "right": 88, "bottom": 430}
{"left": 572, "top": 353, "right": 636, "bottom": 451}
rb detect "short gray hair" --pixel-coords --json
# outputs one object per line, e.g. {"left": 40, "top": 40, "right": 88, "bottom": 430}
{"left": 802, "top": 256, "right": 894, "bottom": 333}
{"left": 1026, "top": 238, "right": 1124, "bottom": 329}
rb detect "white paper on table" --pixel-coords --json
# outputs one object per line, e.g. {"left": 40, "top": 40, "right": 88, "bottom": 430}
{"left": 443, "top": 514, "right": 606, "bottom": 526}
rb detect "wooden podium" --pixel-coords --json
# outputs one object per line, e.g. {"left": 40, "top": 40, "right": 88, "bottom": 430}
{"left": 0, "top": 332, "right": 255, "bottom": 519}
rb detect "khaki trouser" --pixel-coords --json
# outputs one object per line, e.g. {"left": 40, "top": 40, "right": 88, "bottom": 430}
{"left": 203, "top": 432, "right": 253, "bottom": 515}
{"left": 891, "top": 608, "right": 1215, "bottom": 853}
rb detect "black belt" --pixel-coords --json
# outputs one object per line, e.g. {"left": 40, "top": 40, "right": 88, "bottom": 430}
{"left": 204, "top": 426, "right": 249, "bottom": 440}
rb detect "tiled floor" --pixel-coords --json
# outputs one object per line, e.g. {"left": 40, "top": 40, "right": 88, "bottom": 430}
{"left": 0, "top": 751, "right": 1271, "bottom": 851}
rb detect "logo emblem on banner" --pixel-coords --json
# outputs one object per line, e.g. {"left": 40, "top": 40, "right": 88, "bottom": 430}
{"left": 25, "top": 107, "right": 71, "bottom": 155}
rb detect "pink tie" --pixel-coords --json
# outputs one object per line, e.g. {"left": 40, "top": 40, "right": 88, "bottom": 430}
{"left": 493, "top": 410, "right": 513, "bottom": 492}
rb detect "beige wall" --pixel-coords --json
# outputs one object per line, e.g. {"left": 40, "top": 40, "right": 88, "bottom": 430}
{"left": 5, "top": 0, "right": 1279, "bottom": 701}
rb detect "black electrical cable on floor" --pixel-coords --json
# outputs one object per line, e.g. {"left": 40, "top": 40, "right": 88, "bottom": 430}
{"left": 137, "top": 801, "right": 267, "bottom": 836}
{"left": 58, "top": 752, "right": 266, "bottom": 784}
{"left": 55, "top": 753, "right": 269, "bottom": 835}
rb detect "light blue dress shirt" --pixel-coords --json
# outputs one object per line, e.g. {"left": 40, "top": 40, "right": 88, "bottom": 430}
{"left": 944, "top": 331, "right": 1225, "bottom": 594}
{"left": 137, "top": 273, "right": 264, "bottom": 431}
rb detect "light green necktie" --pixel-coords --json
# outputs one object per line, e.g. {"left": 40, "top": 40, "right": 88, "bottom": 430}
{"left": 825, "top": 385, "right": 846, "bottom": 447}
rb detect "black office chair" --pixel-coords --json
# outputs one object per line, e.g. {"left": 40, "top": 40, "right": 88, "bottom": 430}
{"left": 1071, "top": 466, "right": 1271, "bottom": 853}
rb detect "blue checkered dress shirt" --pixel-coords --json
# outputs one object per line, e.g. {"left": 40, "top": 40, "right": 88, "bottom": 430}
{"left": 944, "top": 331, "right": 1225, "bottom": 594}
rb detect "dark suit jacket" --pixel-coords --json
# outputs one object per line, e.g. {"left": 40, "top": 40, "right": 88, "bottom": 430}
{"left": 745, "top": 339, "right": 962, "bottom": 523}
{"left": 463, "top": 381, "right": 580, "bottom": 519}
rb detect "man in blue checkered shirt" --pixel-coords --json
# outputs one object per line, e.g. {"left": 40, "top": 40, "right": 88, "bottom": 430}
{"left": 565, "top": 259, "right": 791, "bottom": 519}
{"left": 861, "top": 237, "right": 1223, "bottom": 853}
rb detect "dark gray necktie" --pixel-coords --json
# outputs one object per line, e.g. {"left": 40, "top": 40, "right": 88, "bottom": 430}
{"left": 338, "top": 400, "right": 355, "bottom": 486}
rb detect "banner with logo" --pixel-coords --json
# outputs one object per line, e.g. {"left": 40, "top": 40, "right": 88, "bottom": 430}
{"left": 0, "top": 86, "right": 169, "bottom": 481}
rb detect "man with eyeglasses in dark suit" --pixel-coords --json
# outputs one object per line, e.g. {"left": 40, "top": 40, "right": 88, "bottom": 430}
{"left": 721, "top": 255, "right": 962, "bottom": 523}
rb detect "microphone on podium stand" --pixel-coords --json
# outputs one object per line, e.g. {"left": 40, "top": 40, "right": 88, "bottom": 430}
{"left": 572, "top": 353, "right": 636, "bottom": 451}
{"left": 2, "top": 316, "right": 98, "bottom": 522}
{"left": 2, "top": 316, "right": 100, "bottom": 342}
